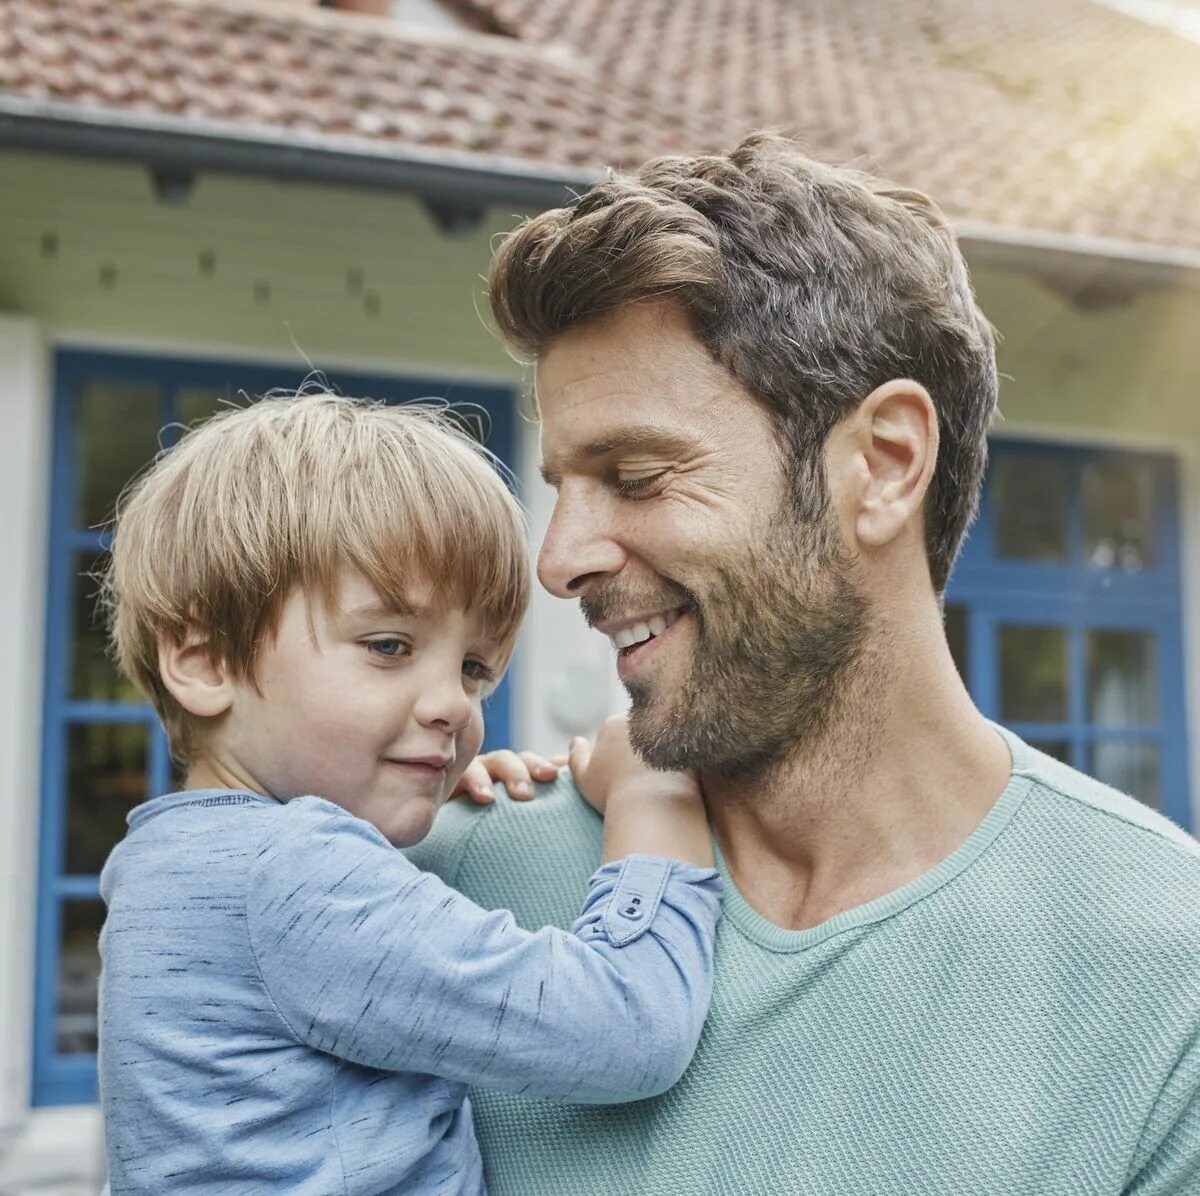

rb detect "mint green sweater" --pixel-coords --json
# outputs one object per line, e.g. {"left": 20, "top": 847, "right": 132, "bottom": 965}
{"left": 407, "top": 729, "right": 1200, "bottom": 1194}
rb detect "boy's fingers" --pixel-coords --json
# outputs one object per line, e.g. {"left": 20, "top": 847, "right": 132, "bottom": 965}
{"left": 568, "top": 736, "right": 592, "bottom": 782}
{"left": 485, "top": 749, "right": 534, "bottom": 799}
{"left": 518, "top": 750, "right": 560, "bottom": 781}
{"left": 548, "top": 754, "right": 569, "bottom": 768}
{"left": 454, "top": 760, "right": 495, "bottom": 805}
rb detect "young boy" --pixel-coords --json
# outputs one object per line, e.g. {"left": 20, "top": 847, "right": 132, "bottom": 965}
{"left": 98, "top": 393, "right": 720, "bottom": 1194}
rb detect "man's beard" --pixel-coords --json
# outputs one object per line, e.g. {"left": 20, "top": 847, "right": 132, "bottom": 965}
{"left": 582, "top": 507, "right": 870, "bottom": 779}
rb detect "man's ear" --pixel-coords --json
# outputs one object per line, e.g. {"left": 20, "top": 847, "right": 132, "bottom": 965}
{"left": 844, "top": 379, "right": 938, "bottom": 551}
{"left": 157, "top": 628, "right": 236, "bottom": 719}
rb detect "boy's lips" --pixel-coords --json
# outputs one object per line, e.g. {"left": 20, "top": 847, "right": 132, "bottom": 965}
{"left": 385, "top": 754, "right": 452, "bottom": 775}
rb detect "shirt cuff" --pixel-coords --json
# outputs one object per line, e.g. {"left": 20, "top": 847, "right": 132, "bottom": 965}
{"left": 580, "top": 854, "right": 720, "bottom": 947}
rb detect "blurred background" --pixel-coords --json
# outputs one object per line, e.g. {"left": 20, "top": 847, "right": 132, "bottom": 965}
{"left": 2, "top": 0, "right": 1199, "bottom": 1187}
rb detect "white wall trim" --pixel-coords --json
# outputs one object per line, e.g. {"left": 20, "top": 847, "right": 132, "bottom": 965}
{"left": 0, "top": 1104, "right": 104, "bottom": 1189}
{"left": 49, "top": 330, "right": 524, "bottom": 392}
{"left": 0, "top": 316, "right": 51, "bottom": 1153}
{"left": 990, "top": 420, "right": 1200, "bottom": 827}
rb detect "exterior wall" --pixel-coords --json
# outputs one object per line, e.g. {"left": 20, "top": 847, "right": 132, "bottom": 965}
{"left": 973, "top": 264, "right": 1200, "bottom": 440}
{"left": 1, "top": 148, "right": 1198, "bottom": 1187}
{"left": 0, "top": 151, "right": 518, "bottom": 373}
{"left": 0, "top": 316, "right": 50, "bottom": 1155}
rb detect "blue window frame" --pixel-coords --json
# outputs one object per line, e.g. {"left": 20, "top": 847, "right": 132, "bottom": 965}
{"left": 945, "top": 439, "right": 1191, "bottom": 830}
{"left": 33, "top": 348, "right": 517, "bottom": 1106}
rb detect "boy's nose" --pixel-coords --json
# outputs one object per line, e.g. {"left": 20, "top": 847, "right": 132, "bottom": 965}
{"left": 413, "top": 674, "right": 473, "bottom": 733}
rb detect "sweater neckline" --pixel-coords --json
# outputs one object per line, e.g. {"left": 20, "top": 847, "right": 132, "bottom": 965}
{"left": 714, "top": 725, "right": 1037, "bottom": 953}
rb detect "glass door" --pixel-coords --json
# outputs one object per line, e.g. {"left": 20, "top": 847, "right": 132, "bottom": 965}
{"left": 33, "top": 349, "right": 517, "bottom": 1106}
{"left": 945, "top": 441, "right": 1189, "bottom": 823}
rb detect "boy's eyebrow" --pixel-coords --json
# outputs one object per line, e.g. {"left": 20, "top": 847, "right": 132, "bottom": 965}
{"left": 344, "top": 599, "right": 420, "bottom": 619}
{"left": 540, "top": 425, "right": 695, "bottom": 487}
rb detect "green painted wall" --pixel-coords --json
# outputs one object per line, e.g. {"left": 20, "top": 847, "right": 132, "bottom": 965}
{"left": 1, "top": 149, "right": 1197, "bottom": 443}
{"left": 974, "top": 265, "right": 1200, "bottom": 442}
{"left": 0, "top": 150, "right": 525, "bottom": 378}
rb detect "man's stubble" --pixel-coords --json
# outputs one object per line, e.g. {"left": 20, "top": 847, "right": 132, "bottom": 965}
{"left": 583, "top": 502, "right": 875, "bottom": 784}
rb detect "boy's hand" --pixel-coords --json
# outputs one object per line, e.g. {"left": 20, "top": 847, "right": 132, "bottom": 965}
{"left": 452, "top": 750, "right": 566, "bottom": 805}
{"left": 569, "top": 715, "right": 701, "bottom": 815}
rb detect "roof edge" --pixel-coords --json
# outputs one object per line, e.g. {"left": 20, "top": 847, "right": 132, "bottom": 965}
{"left": 2, "top": 97, "right": 1198, "bottom": 283}
{"left": 957, "top": 219, "right": 1200, "bottom": 290}
{"left": 0, "top": 95, "right": 599, "bottom": 209}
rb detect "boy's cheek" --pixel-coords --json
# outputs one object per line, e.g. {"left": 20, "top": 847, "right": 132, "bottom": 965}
{"left": 445, "top": 758, "right": 471, "bottom": 797}
{"left": 379, "top": 800, "right": 440, "bottom": 849}
{"left": 460, "top": 706, "right": 486, "bottom": 766}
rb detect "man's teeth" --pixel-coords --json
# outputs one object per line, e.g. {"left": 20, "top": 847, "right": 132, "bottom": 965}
{"left": 610, "top": 609, "right": 682, "bottom": 650}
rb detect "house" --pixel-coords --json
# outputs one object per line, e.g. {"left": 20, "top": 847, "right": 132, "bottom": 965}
{"left": 1, "top": 0, "right": 1198, "bottom": 1185}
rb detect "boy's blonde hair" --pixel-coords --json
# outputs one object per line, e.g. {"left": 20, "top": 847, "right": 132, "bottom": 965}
{"left": 104, "top": 392, "right": 530, "bottom": 763}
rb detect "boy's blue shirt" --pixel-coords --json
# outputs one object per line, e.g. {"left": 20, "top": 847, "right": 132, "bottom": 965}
{"left": 97, "top": 789, "right": 720, "bottom": 1195}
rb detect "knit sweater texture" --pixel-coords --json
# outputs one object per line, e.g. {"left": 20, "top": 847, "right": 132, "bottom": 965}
{"left": 407, "top": 727, "right": 1200, "bottom": 1195}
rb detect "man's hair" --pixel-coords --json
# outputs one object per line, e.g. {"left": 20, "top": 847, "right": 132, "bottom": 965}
{"left": 103, "top": 392, "right": 529, "bottom": 763}
{"left": 488, "top": 130, "right": 997, "bottom": 592}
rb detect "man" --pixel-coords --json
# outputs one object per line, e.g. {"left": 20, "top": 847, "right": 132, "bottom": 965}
{"left": 410, "top": 133, "right": 1200, "bottom": 1194}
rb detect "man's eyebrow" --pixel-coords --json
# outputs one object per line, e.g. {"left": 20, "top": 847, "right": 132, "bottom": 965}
{"left": 539, "top": 425, "right": 695, "bottom": 487}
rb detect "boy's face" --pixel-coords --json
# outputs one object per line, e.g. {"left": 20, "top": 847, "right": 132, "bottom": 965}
{"left": 198, "top": 569, "right": 501, "bottom": 846}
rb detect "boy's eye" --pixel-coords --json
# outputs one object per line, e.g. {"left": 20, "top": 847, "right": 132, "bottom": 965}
{"left": 366, "top": 637, "right": 410, "bottom": 660}
{"left": 462, "top": 658, "right": 496, "bottom": 685}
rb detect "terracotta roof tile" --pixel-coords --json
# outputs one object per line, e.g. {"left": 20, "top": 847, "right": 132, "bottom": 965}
{"left": 1, "top": 0, "right": 1199, "bottom": 252}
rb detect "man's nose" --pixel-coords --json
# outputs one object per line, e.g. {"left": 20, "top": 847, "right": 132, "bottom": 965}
{"left": 537, "top": 487, "right": 627, "bottom": 598}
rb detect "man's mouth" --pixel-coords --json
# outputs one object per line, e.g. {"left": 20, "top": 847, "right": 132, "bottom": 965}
{"left": 607, "top": 607, "right": 686, "bottom": 654}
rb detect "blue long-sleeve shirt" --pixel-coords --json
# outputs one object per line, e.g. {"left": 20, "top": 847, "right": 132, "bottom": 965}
{"left": 98, "top": 789, "right": 721, "bottom": 1194}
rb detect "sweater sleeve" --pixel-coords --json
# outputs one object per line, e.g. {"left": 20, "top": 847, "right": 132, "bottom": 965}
{"left": 1124, "top": 1038, "right": 1200, "bottom": 1195}
{"left": 246, "top": 801, "right": 721, "bottom": 1104}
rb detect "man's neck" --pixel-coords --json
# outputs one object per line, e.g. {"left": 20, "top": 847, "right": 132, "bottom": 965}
{"left": 702, "top": 607, "right": 1013, "bottom": 931}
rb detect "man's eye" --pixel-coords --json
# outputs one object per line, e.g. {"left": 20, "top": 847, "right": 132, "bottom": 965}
{"left": 366, "top": 637, "right": 409, "bottom": 659}
{"left": 613, "top": 472, "right": 666, "bottom": 498}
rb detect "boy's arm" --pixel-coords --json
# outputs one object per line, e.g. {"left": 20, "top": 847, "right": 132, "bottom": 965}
{"left": 571, "top": 716, "right": 714, "bottom": 868}
{"left": 247, "top": 803, "right": 719, "bottom": 1105}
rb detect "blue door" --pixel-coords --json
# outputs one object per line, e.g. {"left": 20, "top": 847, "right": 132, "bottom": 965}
{"left": 945, "top": 440, "right": 1191, "bottom": 829}
{"left": 33, "top": 349, "right": 517, "bottom": 1106}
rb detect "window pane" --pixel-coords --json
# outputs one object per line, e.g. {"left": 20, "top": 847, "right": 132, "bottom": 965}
{"left": 176, "top": 387, "right": 237, "bottom": 428}
{"left": 994, "top": 456, "right": 1068, "bottom": 562}
{"left": 1082, "top": 460, "right": 1155, "bottom": 571}
{"left": 944, "top": 603, "right": 968, "bottom": 682}
{"left": 75, "top": 382, "right": 162, "bottom": 530}
{"left": 70, "top": 552, "right": 141, "bottom": 703}
{"left": 57, "top": 900, "right": 104, "bottom": 1055}
{"left": 1029, "top": 740, "right": 1071, "bottom": 764}
{"left": 1090, "top": 740, "right": 1162, "bottom": 810}
{"left": 1000, "top": 625, "right": 1068, "bottom": 722}
{"left": 66, "top": 722, "right": 147, "bottom": 875}
{"left": 1087, "top": 630, "right": 1159, "bottom": 727}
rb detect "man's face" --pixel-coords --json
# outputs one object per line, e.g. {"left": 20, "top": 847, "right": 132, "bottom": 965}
{"left": 536, "top": 302, "right": 868, "bottom": 777}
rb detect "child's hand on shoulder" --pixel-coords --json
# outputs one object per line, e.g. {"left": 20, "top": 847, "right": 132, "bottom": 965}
{"left": 452, "top": 749, "right": 566, "bottom": 805}
{"left": 569, "top": 715, "right": 702, "bottom": 815}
